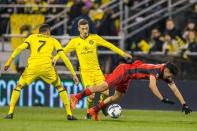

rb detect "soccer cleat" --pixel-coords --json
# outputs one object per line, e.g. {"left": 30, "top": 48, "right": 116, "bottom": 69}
{"left": 4, "top": 113, "right": 13, "bottom": 119}
{"left": 84, "top": 113, "right": 92, "bottom": 120}
{"left": 101, "top": 107, "right": 108, "bottom": 116}
{"left": 70, "top": 94, "right": 78, "bottom": 110}
{"left": 88, "top": 108, "right": 99, "bottom": 121}
{"left": 67, "top": 115, "right": 78, "bottom": 120}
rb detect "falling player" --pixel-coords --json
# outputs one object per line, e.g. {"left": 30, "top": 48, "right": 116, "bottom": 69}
{"left": 71, "top": 60, "right": 192, "bottom": 120}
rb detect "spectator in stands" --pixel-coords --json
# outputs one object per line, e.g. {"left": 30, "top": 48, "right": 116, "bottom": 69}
{"left": 97, "top": 9, "right": 117, "bottom": 36}
{"left": 149, "top": 28, "right": 164, "bottom": 52}
{"left": 183, "top": 20, "right": 196, "bottom": 39}
{"left": 164, "top": 19, "right": 181, "bottom": 40}
{"left": 164, "top": 18, "right": 186, "bottom": 50}
{"left": 163, "top": 34, "right": 179, "bottom": 54}
{"left": 70, "top": 6, "right": 97, "bottom": 36}
{"left": 187, "top": 30, "right": 197, "bottom": 52}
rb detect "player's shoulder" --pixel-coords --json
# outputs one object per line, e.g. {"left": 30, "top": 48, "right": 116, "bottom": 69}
{"left": 26, "top": 34, "right": 37, "bottom": 39}
{"left": 69, "top": 36, "right": 82, "bottom": 43}
{"left": 89, "top": 34, "right": 99, "bottom": 38}
{"left": 70, "top": 36, "right": 81, "bottom": 40}
{"left": 50, "top": 37, "right": 61, "bottom": 45}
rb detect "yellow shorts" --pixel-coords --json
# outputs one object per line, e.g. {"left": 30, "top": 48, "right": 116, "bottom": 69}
{"left": 18, "top": 64, "right": 61, "bottom": 86}
{"left": 80, "top": 69, "right": 105, "bottom": 88}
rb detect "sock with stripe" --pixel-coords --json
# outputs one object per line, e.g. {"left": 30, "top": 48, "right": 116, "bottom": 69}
{"left": 75, "top": 88, "right": 92, "bottom": 100}
{"left": 58, "top": 86, "right": 72, "bottom": 116}
{"left": 93, "top": 101, "right": 107, "bottom": 113}
{"left": 8, "top": 85, "right": 22, "bottom": 114}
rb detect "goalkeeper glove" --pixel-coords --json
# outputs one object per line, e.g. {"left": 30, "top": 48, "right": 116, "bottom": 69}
{"left": 182, "top": 104, "right": 192, "bottom": 115}
{"left": 161, "top": 98, "right": 175, "bottom": 105}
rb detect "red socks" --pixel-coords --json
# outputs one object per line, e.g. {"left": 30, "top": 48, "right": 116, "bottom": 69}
{"left": 75, "top": 88, "right": 92, "bottom": 100}
{"left": 93, "top": 101, "right": 107, "bottom": 113}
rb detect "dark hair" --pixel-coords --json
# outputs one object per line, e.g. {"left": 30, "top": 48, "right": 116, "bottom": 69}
{"left": 165, "top": 62, "right": 178, "bottom": 75}
{"left": 39, "top": 24, "right": 50, "bottom": 33}
{"left": 78, "top": 19, "right": 89, "bottom": 27}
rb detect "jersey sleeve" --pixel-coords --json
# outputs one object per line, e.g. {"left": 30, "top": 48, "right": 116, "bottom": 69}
{"left": 54, "top": 39, "right": 75, "bottom": 60}
{"left": 58, "top": 51, "right": 76, "bottom": 76}
{"left": 95, "top": 35, "right": 125, "bottom": 56}
{"left": 10, "top": 36, "right": 31, "bottom": 59}
{"left": 63, "top": 39, "right": 76, "bottom": 54}
{"left": 53, "top": 38, "right": 63, "bottom": 52}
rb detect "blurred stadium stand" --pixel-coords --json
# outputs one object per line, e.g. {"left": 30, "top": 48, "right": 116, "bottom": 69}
{"left": 0, "top": 0, "right": 197, "bottom": 79}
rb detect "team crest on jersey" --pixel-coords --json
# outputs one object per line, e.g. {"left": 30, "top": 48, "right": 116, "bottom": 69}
{"left": 89, "top": 40, "right": 94, "bottom": 45}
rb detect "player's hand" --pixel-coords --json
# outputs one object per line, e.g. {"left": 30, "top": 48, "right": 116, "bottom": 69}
{"left": 124, "top": 52, "right": 132, "bottom": 59}
{"left": 73, "top": 75, "right": 79, "bottom": 86}
{"left": 52, "top": 58, "right": 57, "bottom": 66}
{"left": 182, "top": 104, "right": 192, "bottom": 115}
{"left": 161, "top": 98, "right": 175, "bottom": 105}
{"left": 4, "top": 58, "right": 13, "bottom": 71}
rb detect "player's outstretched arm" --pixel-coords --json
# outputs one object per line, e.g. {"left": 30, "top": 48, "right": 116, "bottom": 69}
{"left": 58, "top": 51, "right": 79, "bottom": 85}
{"left": 168, "top": 83, "right": 192, "bottom": 114}
{"left": 53, "top": 40, "right": 75, "bottom": 66}
{"left": 4, "top": 43, "right": 29, "bottom": 71}
{"left": 149, "top": 75, "right": 175, "bottom": 104}
{"left": 96, "top": 35, "right": 132, "bottom": 59}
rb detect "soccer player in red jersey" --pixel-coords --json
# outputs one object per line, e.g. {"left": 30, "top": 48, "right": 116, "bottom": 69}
{"left": 70, "top": 60, "right": 192, "bottom": 120}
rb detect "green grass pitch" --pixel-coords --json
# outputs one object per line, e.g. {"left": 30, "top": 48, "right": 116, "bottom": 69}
{"left": 0, "top": 107, "right": 196, "bottom": 131}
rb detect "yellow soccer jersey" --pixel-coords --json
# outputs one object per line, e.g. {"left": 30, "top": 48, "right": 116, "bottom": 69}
{"left": 56, "top": 34, "right": 125, "bottom": 71}
{"left": 9, "top": 34, "right": 76, "bottom": 76}
{"left": 23, "top": 34, "right": 62, "bottom": 66}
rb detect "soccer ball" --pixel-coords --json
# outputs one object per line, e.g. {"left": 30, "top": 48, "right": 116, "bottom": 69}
{"left": 107, "top": 104, "right": 122, "bottom": 119}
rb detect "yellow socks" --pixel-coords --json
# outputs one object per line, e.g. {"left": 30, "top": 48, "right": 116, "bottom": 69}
{"left": 8, "top": 86, "right": 21, "bottom": 114}
{"left": 58, "top": 87, "right": 72, "bottom": 116}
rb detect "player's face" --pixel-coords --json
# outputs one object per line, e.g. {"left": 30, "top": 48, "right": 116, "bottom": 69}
{"left": 163, "top": 67, "right": 173, "bottom": 79}
{"left": 78, "top": 24, "right": 89, "bottom": 38}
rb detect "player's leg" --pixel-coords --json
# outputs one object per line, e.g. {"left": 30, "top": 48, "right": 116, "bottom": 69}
{"left": 71, "top": 82, "right": 108, "bottom": 104}
{"left": 91, "top": 90, "right": 124, "bottom": 113}
{"left": 4, "top": 83, "right": 23, "bottom": 119}
{"left": 86, "top": 92, "right": 95, "bottom": 119}
{"left": 88, "top": 90, "right": 124, "bottom": 121}
{"left": 72, "top": 64, "right": 127, "bottom": 103}
{"left": 100, "top": 90, "right": 109, "bottom": 116}
{"left": 78, "top": 71, "right": 95, "bottom": 119}
{"left": 41, "top": 66, "right": 77, "bottom": 120}
{"left": 52, "top": 77, "right": 73, "bottom": 116}
{"left": 4, "top": 69, "right": 36, "bottom": 119}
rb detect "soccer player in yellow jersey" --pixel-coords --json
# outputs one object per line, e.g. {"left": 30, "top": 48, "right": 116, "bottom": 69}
{"left": 3, "top": 24, "right": 79, "bottom": 120}
{"left": 54, "top": 19, "right": 132, "bottom": 119}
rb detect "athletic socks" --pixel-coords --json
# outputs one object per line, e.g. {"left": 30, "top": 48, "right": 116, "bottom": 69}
{"left": 58, "top": 87, "right": 72, "bottom": 116}
{"left": 75, "top": 88, "right": 92, "bottom": 100}
{"left": 93, "top": 101, "right": 107, "bottom": 113}
{"left": 8, "top": 86, "right": 21, "bottom": 114}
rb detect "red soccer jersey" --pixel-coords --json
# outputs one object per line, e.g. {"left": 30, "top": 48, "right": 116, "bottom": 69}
{"left": 105, "top": 60, "right": 172, "bottom": 93}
